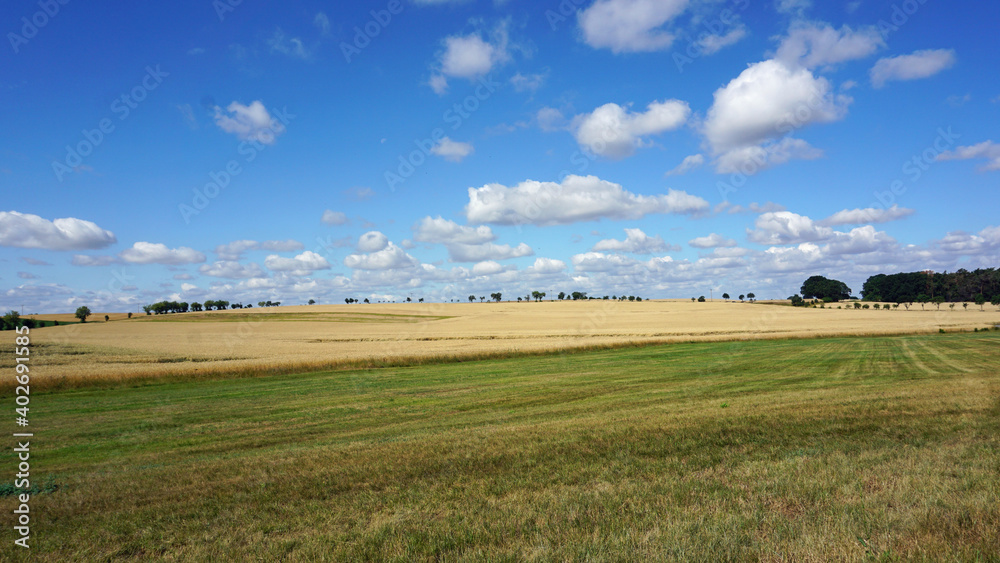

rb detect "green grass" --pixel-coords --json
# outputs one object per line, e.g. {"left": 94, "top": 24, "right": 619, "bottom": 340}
{"left": 5, "top": 333, "right": 1000, "bottom": 560}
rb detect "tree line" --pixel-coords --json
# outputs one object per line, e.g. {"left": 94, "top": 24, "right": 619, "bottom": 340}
{"left": 861, "top": 268, "right": 1000, "bottom": 304}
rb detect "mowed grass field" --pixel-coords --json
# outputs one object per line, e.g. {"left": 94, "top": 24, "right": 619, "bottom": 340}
{"left": 3, "top": 332, "right": 998, "bottom": 560}
{"left": 7, "top": 299, "right": 1000, "bottom": 391}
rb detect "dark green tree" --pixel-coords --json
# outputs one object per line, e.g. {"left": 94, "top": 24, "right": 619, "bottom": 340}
{"left": 75, "top": 306, "right": 91, "bottom": 323}
{"left": 801, "top": 276, "right": 851, "bottom": 301}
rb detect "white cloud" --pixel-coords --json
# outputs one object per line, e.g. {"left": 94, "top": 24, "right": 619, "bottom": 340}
{"left": 447, "top": 242, "right": 533, "bottom": 262}
{"left": 120, "top": 242, "right": 206, "bottom": 265}
{"left": 537, "top": 107, "right": 567, "bottom": 132}
{"left": 572, "top": 100, "right": 690, "bottom": 159}
{"left": 213, "top": 100, "right": 285, "bottom": 144}
{"left": 870, "top": 49, "right": 956, "bottom": 88}
{"left": 465, "top": 175, "right": 710, "bottom": 226}
{"left": 414, "top": 216, "right": 495, "bottom": 245}
{"left": 71, "top": 255, "right": 119, "bottom": 267}
{"left": 747, "top": 211, "right": 832, "bottom": 245}
{"left": 267, "top": 28, "right": 310, "bottom": 59}
{"left": 344, "top": 243, "right": 419, "bottom": 271}
{"left": 665, "top": 154, "right": 704, "bottom": 176}
{"left": 819, "top": 205, "right": 915, "bottom": 227}
{"left": 703, "top": 59, "right": 850, "bottom": 172}
{"left": 357, "top": 231, "right": 390, "bottom": 253}
{"left": 689, "top": 233, "right": 737, "bottom": 249}
{"left": 431, "top": 137, "right": 474, "bottom": 162}
{"left": 199, "top": 261, "right": 267, "bottom": 279}
{"left": 775, "top": 0, "right": 811, "bottom": 15}
{"left": 321, "top": 210, "right": 349, "bottom": 226}
{"left": 592, "top": 228, "right": 674, "bottom": 254}
{"left": 510, "top": 72, "right": 546, "bottom": 92}
{"left": 471, "top": 260, "right": 504, "bottom": 276}
{"left": 0, "top": 211, "right": 116, "bottom": 250}
{"left": 698, "top": 27, "right": 747, "bottom": 55}
{"left": 935, "top": 140, "right": 1000, "bottom": 172}
{"left": 264, "top": 251, "right": 331, "bottom": 275}
{"left": 775, "top": 23, "right": 883, "bottom": 69}
{"left": 578, "top": 0, "right": 688, "bottom": 53}
{"left": 430, "top": 23, "right": 509, "bottom": 94}
{"left": 215, "top": 239, "right": 303, "bottom": 260}
{"left": 525, "top": 257, "right": 566, "bottom": 275}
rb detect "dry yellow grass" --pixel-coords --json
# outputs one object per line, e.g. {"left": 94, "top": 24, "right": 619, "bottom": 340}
{"left": 4, "top": 299, "right": 999, "bottom": 390}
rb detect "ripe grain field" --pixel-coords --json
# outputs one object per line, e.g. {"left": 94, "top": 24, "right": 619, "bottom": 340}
{"left": 2, "top": 331, "right": 998, "bottom": 561}
{"left": 6, "top": 300, "right": 1000, "bottom": 392}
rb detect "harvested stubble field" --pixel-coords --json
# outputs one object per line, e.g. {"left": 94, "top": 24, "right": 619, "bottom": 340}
{"left": 1, "top": 332, "right": 998, "bottom": 560}
{"left": 5, "top": 299, "right": 1000, "bottom": 391}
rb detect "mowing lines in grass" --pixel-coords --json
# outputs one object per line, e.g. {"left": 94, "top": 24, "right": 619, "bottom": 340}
{"left": 11, "top": 324, "right": 33, "bottom": 549}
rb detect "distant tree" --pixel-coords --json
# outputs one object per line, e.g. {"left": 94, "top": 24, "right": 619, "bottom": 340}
{"left": 853, "top": 302, "right": 862, "bottom": 309}
{"left": 3, "top": 311, "right": 20, "bottom": 329}
{"left": 862, "top": 304, "right": 870, "bottom": 309}
{"left": 747, "top": 292, "right": 756, "bottom": 302}
{"left": 974, "top": 294, "right": 986, "bottom": 311}
{"left": 491, "top": 292, "right": 502, "bottom": 303}
{"left": 143, "top": 305, "right": 151, "bottom": 316}
{"left": 636, "top": 297, "right": 642, "bottom": 302}
{"left": 517, "top": 297, "right": 522, "bottom": 302}
{"left": 75, "top": 306, "right": 91, "bottom": 323}
{"left": 963, "top": 302, "right": 969, "bottom": 311}
{"left": 628, "top": 295, "right": 635, "bottom": 302}
{"left": 722, "top": 293, "right": 730, "bottom": 301}
{"left": 932, "top": 295, "right": 945, "bottom": 310}
{"left": 531, "top": 291, "right": 542, "bottom": 302}
{"left": 800, "top": 276, "right": 851, "bottom": 302}
{"left": 308, "top": 299, "right": 316, "bottom": 305}
{"left": 128, "top": 312, "right": 133, "bottom": 319}
{"left": 949, "top": 303, "right": 956, "bottom": 311}
{"left": 364, "top": 298, "right": 370, "bottom": 304}
{"left": 191, "top": 302, "right": 202, "bottom": 312}
{"left": 246, "top": 304, "right": 252, "bottom": 308}
{"left": 215, "top": 300, "right": 230, "bottom": 310}
{"left": 419, "top": 298, "right": 424, "bottom": 303}
{"left": 571, "top": 291, "right": 587, "bottom": 300}
{"left": 103, "top": 314, "right": 109, "bottom": 322}
{"left": 259, "top": 301, "right": 266, "bottom": 308}
{"left": 738, "top": 294, "right": 745, "bottom": 302}
{"left": 789, "top": 295, "right": 804, "bottom": 307}
{"left": 469, "top": 295, "right": 476, "bottom": 303}
{"left": 558, "top": 292, "right": 566, "bottom": 300}
{"left": 873, "top": 304, "right": 880, "bottom": 310}
{"left": 698, "top": 296, "right": 706, "bottom": 302}
{"left": 992, "top": 295, "right": 1000, "bottom": 309}
{"left": 406, "top": 297, "right": 412, "bottom": 303}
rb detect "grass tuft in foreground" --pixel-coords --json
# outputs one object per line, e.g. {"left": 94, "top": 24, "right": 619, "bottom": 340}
{"left": 4, "top": 332, "right": 999, "bottom": 560}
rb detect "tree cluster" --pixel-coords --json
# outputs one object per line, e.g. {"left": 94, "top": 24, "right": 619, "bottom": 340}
{"left": 800, "top": 275, "right": 852, "bottom": 302}
{"left": 861, "top": 268, "right": 1000, "bottom": 304}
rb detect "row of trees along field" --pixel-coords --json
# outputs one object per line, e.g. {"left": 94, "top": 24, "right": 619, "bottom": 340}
{"left": 142, "top": 300, "right": 282, "bottom": 314}
{"left": 861, "top": 268, "right": 1000, "bottom": 304}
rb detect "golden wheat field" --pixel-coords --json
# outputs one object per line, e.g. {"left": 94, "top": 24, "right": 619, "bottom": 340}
{"left": 5, "top": 299, "right": 1000, "bottom": 390}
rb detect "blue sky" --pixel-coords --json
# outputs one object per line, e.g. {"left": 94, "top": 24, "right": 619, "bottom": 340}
{"left": 2, "top": 0, "right": 998, "bottom": 312}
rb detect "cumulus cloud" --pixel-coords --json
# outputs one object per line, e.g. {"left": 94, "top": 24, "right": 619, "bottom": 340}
{"left": 537, "top": 107, "right": 567, "bottom": 132}
{"left": 0, "top": 211, "right": 116, "bottom": 250}
{"left": 344, "top": 243, "right": 419, "bottom": 271}
{"left": 775, "top": 23, "right": 884, "bottom": 69}
{"left": 578, "top": 0, "right": 688, "bottom": 53}
{"left": 215, "top": 239, "right": 304, "bottom": 260}
{"left": 430, "top": 23, "right": 509, "bottom": 94}
{"left": 447, "top": 242, "right": 533, "bottom": 262}
{"left": 321, "top": 210, "right": 349, "bottom": 226}
{"left": 818, "top": 205, "right": 915, "bottom": 227}
{"left": 870, "top": 49, "right": 956, "bottom": 88}
{"left": 702, "top": 59, "right": 850, "bottom": 172}
{"left": 592, "top": 228, "right": 674, "bottom": 254}
{"left": 747, "top": 211, "right": 832, "bottom": 245}
{"left": 413, "top": 217, "right": 495, "bottom": 245}
{"left": 698, "top": 27, "right": 747, "bottom": 55}
{"left": 357, "top": 231, "right": 390, "bottom": 253}
{"left": 466, "top": 175, "right": 709, "bottom": 226}
{"left": 689, "top": 233, "right": 737, "bottom": 249}
{"left": 264, "top": 251, "right": 331, "bottom": 275}
{"left": 213, "top": 100, "right": 285, "bottom": 144}
{"left": 431, "top": 137, "right": 474, "bottom": 162}
{"left": 120, "top": 242, "right": 206, "bottom": 265}
{"left": 525, "top": 257, "right": 566, "bottom": 275}
{"left": 572, "top": 100, "right": 690, "bottom": 159}
{"left": 199, "top": 261, "right": 267, "bottom": 279}
{"left": 471, "top": 260, "right": 504, "bottom": 276}
{"left": 935, "top": 140, "right": 1000, "bottom": 172}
